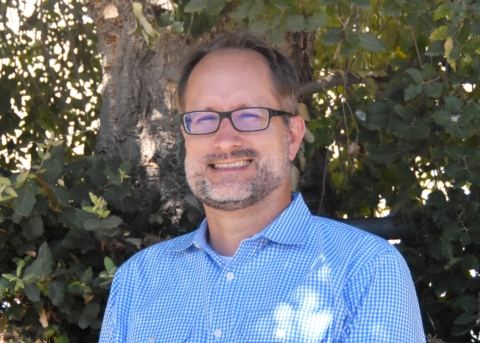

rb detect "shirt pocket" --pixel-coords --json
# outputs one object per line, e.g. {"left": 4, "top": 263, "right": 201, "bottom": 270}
{"left": 240, "top": 305, "right": 332, "bottom": 343}
{"left": 127, "top": 315, "right": 193, "bottom": 343}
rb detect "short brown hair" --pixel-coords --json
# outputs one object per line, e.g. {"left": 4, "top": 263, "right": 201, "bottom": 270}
{"left": 177, "top": 32, "right": 299, "bottom": 119}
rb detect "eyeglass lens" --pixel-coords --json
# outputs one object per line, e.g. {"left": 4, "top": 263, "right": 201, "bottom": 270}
{"left": 184, "top": 108, "right": 270, "bottom": 134}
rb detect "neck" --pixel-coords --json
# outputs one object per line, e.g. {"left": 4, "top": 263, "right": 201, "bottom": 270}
{"left": 204, "top": 186, "right": 292, "bottom": 256}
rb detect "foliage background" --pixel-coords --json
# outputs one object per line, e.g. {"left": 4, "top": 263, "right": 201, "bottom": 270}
{"left": 1, "top": 0, "right": 480, "bottom": 342}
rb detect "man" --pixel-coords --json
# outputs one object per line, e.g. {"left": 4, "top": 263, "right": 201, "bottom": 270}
{"left": 99, "top": 32, "right": 425, "bottom": 342}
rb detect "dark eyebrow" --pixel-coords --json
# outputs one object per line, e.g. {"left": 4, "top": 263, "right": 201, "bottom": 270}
{"left": 201, "top": 104, "right": 252, "bottom": 112}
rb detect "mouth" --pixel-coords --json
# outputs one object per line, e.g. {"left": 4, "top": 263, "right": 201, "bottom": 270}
{"left": 210, "top": 160, "right": 252, "bottom": 169}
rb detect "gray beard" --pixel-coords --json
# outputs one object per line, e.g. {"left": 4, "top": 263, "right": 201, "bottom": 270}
{"left": 185, "top": 147, "right": 290, "bottom": 211}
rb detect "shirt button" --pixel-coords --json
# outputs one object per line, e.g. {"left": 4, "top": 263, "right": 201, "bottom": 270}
{"left": 226, "top": 272, "right": 234, "bottom": 281}
{"left": 276, "top": 329, "right": 286, "bottom": 338}
{"left": 194, "top": 242, "right": 200, "bottom": 248}
{"left": 214, "top": 329, "right": 222, "bottom": 338}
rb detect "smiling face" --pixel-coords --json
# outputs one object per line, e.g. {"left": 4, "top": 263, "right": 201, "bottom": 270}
{"left": 183, "top": 48, "right": 302, "bottom": 211}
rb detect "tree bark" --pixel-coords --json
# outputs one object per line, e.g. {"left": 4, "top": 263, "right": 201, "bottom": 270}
{"left": 88, "top": 1, "right": 204, "bottom": 222}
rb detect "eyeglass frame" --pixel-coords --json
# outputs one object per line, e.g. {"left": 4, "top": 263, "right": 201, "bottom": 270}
{"left": 179, "top": 107, "right": 293, "bottom": 135}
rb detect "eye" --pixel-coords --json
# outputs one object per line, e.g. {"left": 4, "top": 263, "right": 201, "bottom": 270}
{"left": 198, "top": 115, "right": 217, "bottom": 121}
{"left": 238, "top": 111, "right": 261, "bottom": 119}
{"left": 191, "top": 112, "right": 218, "bottom": 125}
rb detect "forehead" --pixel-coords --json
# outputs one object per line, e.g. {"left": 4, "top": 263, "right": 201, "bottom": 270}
{"left": 184, "top": 48, "right": 277, "bottom": 111}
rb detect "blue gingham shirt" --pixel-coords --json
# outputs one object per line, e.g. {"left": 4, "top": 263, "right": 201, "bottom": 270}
{"left": 100, "top": 193, "right": 425, "bottom": 342}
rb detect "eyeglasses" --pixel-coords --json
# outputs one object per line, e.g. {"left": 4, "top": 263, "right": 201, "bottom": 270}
{"left": 180, "top": 107, "right": 292, "bottom": 135}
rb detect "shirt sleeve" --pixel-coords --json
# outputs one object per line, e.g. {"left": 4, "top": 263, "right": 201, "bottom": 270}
{"left": 99, "top": 266, "right": 126, "bottom": 343}
{"left": 342, "top": 248, "right": 426, "bottom": 343}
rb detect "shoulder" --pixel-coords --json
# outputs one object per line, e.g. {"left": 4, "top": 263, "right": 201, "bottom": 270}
{"left": 117, "top": 231, "right": 196, "bottom": 275}
{"left": 307, "top": 216, "right": 406, "bottom": 278}
{"left": 310, "top": 215, "right": 395, "bottom": 254}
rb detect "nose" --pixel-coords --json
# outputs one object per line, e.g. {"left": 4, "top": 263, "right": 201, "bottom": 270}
{"left": 213, "top": 118, "right": 243, "bottom": 150}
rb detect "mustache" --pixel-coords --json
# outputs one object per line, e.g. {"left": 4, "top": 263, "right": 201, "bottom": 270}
{"left": 203, "top": 149, "right": 258, "bottom": 164}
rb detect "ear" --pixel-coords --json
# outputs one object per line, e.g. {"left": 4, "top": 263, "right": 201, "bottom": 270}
{"left": 287, "top": 115, "right": 306, "bottom": 161}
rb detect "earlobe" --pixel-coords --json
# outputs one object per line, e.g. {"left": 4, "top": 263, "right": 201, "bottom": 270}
{"left": 288, "top": 115, "right": 306, "bottom": 161}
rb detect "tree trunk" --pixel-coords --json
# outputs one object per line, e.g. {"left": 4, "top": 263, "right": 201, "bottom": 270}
{"left": 88, "top": 1, "right": 204, "bottom": 222}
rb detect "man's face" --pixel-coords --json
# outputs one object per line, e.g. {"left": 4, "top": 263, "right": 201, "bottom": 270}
{"left": 182, "top": 49, "right": 298, "bottom": 211}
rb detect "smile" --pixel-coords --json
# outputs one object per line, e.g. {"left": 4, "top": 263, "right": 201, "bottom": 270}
{"left": 211, "top": 160, "right": 251, "bottom": 169}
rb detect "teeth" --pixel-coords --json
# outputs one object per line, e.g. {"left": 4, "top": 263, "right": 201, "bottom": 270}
{"left": 212, "top": 160, "right": 251, "bottom": 169}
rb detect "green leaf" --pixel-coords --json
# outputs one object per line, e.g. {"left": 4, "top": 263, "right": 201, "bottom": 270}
{"left": 76, "top": 208, "right": 98, "bottom": 223}
{"left": 405, "top": 68, "right": 423, "bottom": 84}
{"left": 68, "top": 281, "right": 83, "bottom": 294}
{"left": 363, "top": 101, "right": 390, "bottom": 130}
{"left": 83, "top": 303, "right": 100, "bottom": 319}
{"left": 284, "top": 14, "right": 307, "bottom": 32}
{"left": 393, "top": 119, "right": 430, "bottom": 142}
{"left": 232, "top": 2, "right": 250, "bottom": 20}
{"left": 250, "top": 19, "right": 270, "bottom": 33}
{"left": 184, "top": 0, "right": 207, "bottom": 12}
{"left": 47, "top": 281, "right": 66, "bottom": 306}
{"left": 2, "top": 273, "right": 16, "bottom": 281}
{"left": 425, "top": 40, "right": 445, "bottom": 56}
{"left": 58, "top": 207, "right": 81, "bottom": 230}
{"left": 81, "top": 267, "right": 93, "bottom": 284}
{"left": 0, "top": 176, "right": 11, "bottom": 186}
{"left": 444, "top": 257, "right": 462, "bottom": 270}
{"left": 87, "top": 168, "right": 108, "bottom": 188}
{"left": 16, "top": 171, "right": 30, "bottom": 187}
{"left": 55, "top": 336, "right": 70, "bottom": 343}
{"left": 5, "top": 186, "right": 18, "bottom": 197}
{"left": 382, "top": 0, "right": 401, "bottom": 15}
{"left": 272, "top": 0, "right": 291, "bottom": 10}
{"left": 25, "top": 283, "right": 41, "bottom": 302}
{"left": 84, "top": 219, "right": 101, "bottom": 231}
{"left": 99, "top": 216, "right": 123, "bottom": 230}
{"left": 394, "top": 104, "right": 417, "bottom": 121}
{"left": 471, "top": 21, "right": 480, "bottom": 35}
{"left": 430, "top": 26, "right": 448, "bottom": 42}
{"left": 305, "top": 12, "right": 329, "bottom": 32}
{"left": 50, "top": 139, "right": 64, "bottom": 147}
{"left": 24, "top": 242, "right": 53, "bottom": 280}
{"left": 455, "top": 296, "right": 478, "bottom": 313}
{"left": 404, "top": 84, "right": 423, "bottom": 100}
{"left": 118, "top": 161, "right": 132, "bottom": 176}
{"left": 78, "top": 316, "right": 90, "bottom": 329}
{"left": 454, "top": 313, "right": 476, "bottom": 325}
{"left": 359, "top": 33, "right": 386, "bottom": 52}
{"left": 21, "top": 214, "right": 44, "bottom": 241}
{"left": 433, "top": 4, "right": 452, "bottom": 20}
{"left": 12, "top": 179, "right": 37, "bottom": 217}
{"left": 350, "top": 0, "right": 371, "bottom": 9}
{"left": 368, "top": 143, "right": 397, "bottom": 164}
{"left": 423, "top": 82, "right": 443, "bottom": 98}
{"left": 206, "top": 0, "right": 226, "bottom": 14}
{"left": 5, "top": 302, "right": 25, "bottom": 321}
{"left": 323, "top": 27, "right": 345, "bottom": 45}
{"left": 104, "top": 257, "right": 116, "bottom": 274}
{"left": 49, "top": 185, "right": 70, "bottom": 207}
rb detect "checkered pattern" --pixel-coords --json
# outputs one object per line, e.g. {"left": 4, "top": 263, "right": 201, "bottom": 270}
{"left": 99, "top": 193, "right": 425, "bottom": 343}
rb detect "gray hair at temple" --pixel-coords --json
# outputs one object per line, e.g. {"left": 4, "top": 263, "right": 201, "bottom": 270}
{"left": 177, "top": 32, "right": 299, "bottom": 122}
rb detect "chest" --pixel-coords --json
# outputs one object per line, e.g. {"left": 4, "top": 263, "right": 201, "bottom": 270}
{"left": 126, "top": 244, "right": 346, "bottom": 343}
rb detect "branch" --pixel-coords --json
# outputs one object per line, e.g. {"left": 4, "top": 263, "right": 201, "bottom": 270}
{"left": 299, "top": 74, "right": 363, "bottom": 96}
{"left": 299, "top": 71, "right": 476, "bottom": 97}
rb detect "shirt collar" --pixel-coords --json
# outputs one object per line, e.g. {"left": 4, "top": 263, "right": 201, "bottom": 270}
{"left": 168, "top": 193, "right": 312, "bottom": 252}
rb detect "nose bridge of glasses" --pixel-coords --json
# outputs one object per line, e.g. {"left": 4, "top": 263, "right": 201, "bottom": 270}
{"left": 218, "top": 112, "right": 237, "bottom": 131}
